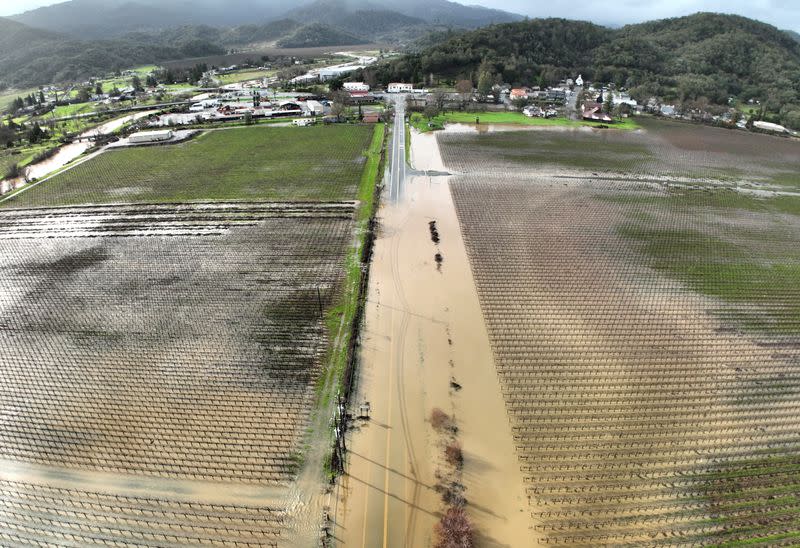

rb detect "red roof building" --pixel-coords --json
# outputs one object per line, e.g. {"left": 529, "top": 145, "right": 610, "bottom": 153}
{"left": 582, "top": 102, "right": 613, "bottom": 123}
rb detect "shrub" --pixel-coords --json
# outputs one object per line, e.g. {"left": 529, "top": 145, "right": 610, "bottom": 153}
{"left": 434, "top": 506, "right": 474, "bottom": 548}
{"left": 5, "top": 162, "right": 20, "bottom": 179}
{"left": 445, "top": 441, "right": 463, "bottom": 468}
{"left": 430, "top": 408, "right": 450, "bottom": 430}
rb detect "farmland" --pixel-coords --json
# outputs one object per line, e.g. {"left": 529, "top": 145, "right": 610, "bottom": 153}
{"left": 4, "top": 125, "right": 376, "bottom": 207}
{"left": 439, "top": 121, "right": 800, "bottom": 545}
{"left": 0, "top": 203, "right": 353, "bottom": 481}
{"left": 410, "top": 111, "right": 641, "bottom": 132}
{"left": 0, "top": 124, "right": 386, "bottom": 544}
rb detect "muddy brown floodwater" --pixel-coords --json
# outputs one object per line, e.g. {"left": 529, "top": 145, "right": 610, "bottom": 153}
{"left": 335, "top": 127, "right": 537, "bottom": 546}
{"left": 0, "top": 111, "right": 156, "bottom": 196}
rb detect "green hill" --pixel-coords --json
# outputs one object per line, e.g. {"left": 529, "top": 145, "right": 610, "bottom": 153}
{"left": 594, "top": 13, "right": 800, "bottom": 105}
{"left": 285, "top": 1, "right": 429, "bottom": 42}
{"left": 276, "top": 23, "right": 367, "bottom": 48}
{"left": 0, "top": 17, "right": 224, "bottom": 89}
{"left": 373, "top": 13, "right": 800, "bottom": 126}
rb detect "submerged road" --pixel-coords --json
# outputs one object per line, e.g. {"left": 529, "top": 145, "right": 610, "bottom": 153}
{"left": 335, "top": 94, "right": 442, "bottom": 547}
{"left": 335, "top": 95, "right": 534, "bottom": 547}
{"left": 388, "top": 96, "right": 407, "bottom": 203}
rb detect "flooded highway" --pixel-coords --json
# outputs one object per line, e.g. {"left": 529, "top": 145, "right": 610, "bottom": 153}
{"left": 334, "top": 97, "right": 534, "bottom": 546}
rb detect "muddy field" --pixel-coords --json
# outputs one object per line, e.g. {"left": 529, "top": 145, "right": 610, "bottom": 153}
{"left": 440, "top": 122, "right": 800, "bottom": 545}
{"left": 0, "top": 202, "right": 356, "bottom": 544}
{"left": 0, "top": 478, "right": 286, "bottom": 546}
{"left": 441, "top": 121, "right": 799, "bottom": 187}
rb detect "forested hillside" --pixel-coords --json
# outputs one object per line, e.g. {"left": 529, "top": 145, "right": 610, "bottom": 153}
{"left": 11, "top": 0, "right": 300, "bottom": 38}
{"left": 276, "top": 23, "right": 367, "bottom": 48}
{"left": 12, "top": 0, "right": 520, "bottom": 39}
{"left": 371, "top": 13, "right": 800, "bottom": 126}
{"left": 285, "top": 1, "right": 429, "bottom": 42}
{"left": 593, "top": 14, "right": 800, "bottom": 107}
{"left": 1, "top": 0, "right": 523, "bottom": 88}
{"left": 0, "top": 17, "right": 224, "bottom": 89}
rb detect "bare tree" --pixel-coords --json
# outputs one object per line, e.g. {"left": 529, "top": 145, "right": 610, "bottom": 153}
{"left": 330, "top": 90, "right": 351, "bottom": 121}
{"left": 424, "top": 103, "right": 440, "bottom": 120}
{"left": 432, "top": 91, "right": 447, "bottom": 112}
{"left": 455, "top": 80, "right": 473, "bottom": 104}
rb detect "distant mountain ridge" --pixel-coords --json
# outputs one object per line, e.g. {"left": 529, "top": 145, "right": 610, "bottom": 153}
{"left": 276, "top": 23, "right": 367, "bottom": 48}
{"left": 0, "top": 16, "right": 227, "bottom": 89}
{"left": 372, "top": 12, "right": 800, "bottom": 127}
{"left": 11, "top": 0, "right": 522, "bottom": 39}
{"left": 10, "top": 0, "right": 301, "bottom": 38}
{"left": 0, "top": 0, "right": 523, "bottom": 88}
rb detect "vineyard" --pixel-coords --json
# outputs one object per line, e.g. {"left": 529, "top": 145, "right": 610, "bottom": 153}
{"left": 0, "top": 123, "right": 385, "bottom": 544}
{"left": 2, "top": 124, "right": 375, "bottom": 207}
{"left": 0, "top": 479, "right": 286, "bottom": 547}
{"left": 440, "top": 122, "right": 800, "bottom": 545}
{"left": 0, "top": 202, "right": 354, "bottom": 482}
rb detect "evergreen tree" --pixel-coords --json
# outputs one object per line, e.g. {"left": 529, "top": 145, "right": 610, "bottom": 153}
{"left": 477, "top": 59, "right": 494, "bottom": 97}
{"left": 27, "top": 121, "right": 45, "bottom": 144}
{"left": 10, "top": 97, "right": 24, "bottom": 113}
{"left": 603, "top": 90, "right": 614, "bottom": 114}
{"left": 131, "top": 75, "right": 143, "bottom": 92}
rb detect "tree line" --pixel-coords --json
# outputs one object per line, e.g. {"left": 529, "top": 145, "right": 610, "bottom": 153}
{"left": 363, "top": 13, "right": 800, "bottom": 128}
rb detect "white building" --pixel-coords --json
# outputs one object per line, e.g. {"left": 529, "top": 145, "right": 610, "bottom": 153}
{"left": 129, "top": 130, "right": 173, "bottom": 144}
{"left": 319, "top": 66, "right": 360, "bottom": 81}
{"left": 575, "top": 74, "right": 584, "bottom": 87}
{"left": 304, "top": 100, "right": 324, "bottom": 116}
{"left": 344, "top": 82, "right": 370, "bottom": 92}
{"left": 660, "top": 105, "right": 677, "bottom": 117}
{"left": 387, "top": 83, "right": 414, "bottom": 93}
{"left": 612, "top": 92, "right": 638, "bottom": 107}
{"left": 754, "top": 121, "right": 791, "bottom": 134}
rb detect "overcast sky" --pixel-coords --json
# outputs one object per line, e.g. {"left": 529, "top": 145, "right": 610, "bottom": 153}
{"left": 478, "top": 0, "right": 800, "bottom": 31}
{"left": 1, "top": 0, "right": 799, "bottom": 31}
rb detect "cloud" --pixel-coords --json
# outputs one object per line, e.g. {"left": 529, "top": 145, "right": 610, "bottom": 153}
{"left": 0, "top": 0, "right": 62, "bottom": 17}
{"left": 3, "top": 0, "right": 799, "bottom": 31}
{"left": 473, "top": 0, "right": 800, "bottom": 31}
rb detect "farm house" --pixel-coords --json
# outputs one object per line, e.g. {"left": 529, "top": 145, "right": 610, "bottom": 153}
{"left": 344, "top": 82, "right": 370, "bottom": 92}
{"left": 388, "top": 83, "right": 413, "bottom": 93}
{"left": 582, "top": 103, "right": 613, "bottom": 123}
{"left": 304, "top": 100, "right": 325, "bottom": 116}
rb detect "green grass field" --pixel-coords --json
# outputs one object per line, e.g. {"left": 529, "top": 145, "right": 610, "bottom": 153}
{"left": 50, "top": 103, "right": 97, "bottom": 118}
{"left": 0, "top": 87, "right": 40, "bottom": 112}
{"left": 217, "top": 70, "right": 275, "bottom": 85}
{"left": 3, "top": 125, "right": 376, "bottom": 207}
{"left": 410, "top": 111, "right": 641, "bottom": 132}
{"left": 321, "top": 123, "right": 385, "bottom": 401}
{"left": 619, "top": 194, "right": 800, "bottom": 334}
{"left": 438, "top": 130, "right": 653, "bottom": 172}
